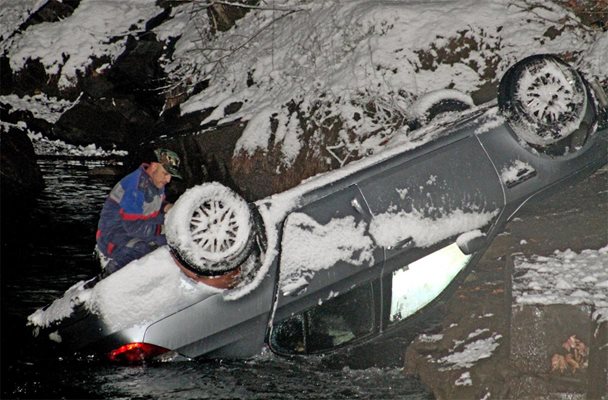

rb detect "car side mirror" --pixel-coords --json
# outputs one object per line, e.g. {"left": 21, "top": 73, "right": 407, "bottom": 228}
{"left": 456, "top": 230, "right": 486, "bottom": 255}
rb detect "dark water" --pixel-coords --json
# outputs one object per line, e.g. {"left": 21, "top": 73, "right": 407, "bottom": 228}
{"left": 1, "top": 159, "right": 432, "bottom": 400}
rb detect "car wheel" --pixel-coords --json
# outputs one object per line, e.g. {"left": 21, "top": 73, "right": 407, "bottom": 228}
{"left": 412, "top": 89, "right": 474, "bottom": 126}
{"left": 165, "top": 182, "right": 254, "bottom": 275}
{"left": 498, "top": 54, "right": 595, "bottom": 152}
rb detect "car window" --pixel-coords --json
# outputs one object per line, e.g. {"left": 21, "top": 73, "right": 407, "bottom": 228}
{"left": 389, "top": 242, "right": 472, "bottom": 324}
{"left": 271, "top": 283, "right": 375, "bottom": 354}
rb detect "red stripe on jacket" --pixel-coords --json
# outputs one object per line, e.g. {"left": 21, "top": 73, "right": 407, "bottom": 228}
{"left": 119, "top": 209, "right": 160, "bottom": 221}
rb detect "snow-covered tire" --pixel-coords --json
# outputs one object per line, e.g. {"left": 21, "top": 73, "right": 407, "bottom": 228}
{"left": 165, "top": 183, "right": 254, "bottom": 276}
{"left": 412, "top": 89, "right": 474, "bottom": 126}
{"left": 498, "top": 54, "right": 595, "bottom": 150}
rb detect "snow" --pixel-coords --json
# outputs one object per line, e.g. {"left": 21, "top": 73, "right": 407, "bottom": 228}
{"left": 473, "top": 106, "right": 505, "bottom": 135}
{"left": 500, "top": 160, "right": 535, "bottom": 186}
{"left": 418, "top": 334, "right": 444, "bottom": 343}
{"left": 0, "top": 93, "right": 78, "bottom": 124}
{"left": 28, "top": 279, "right": 93, "bottom": 329}
{"left": 280, "top": 213, "right": 375, "bottom": 295}
{"left": 0, "top": 92, "right": 127, "bottom": 157}
{"left": 438, "top": 332, "right": 503, "bottom": 371}
{"left": 369, "top": 208, "right": 498, "bottom": 249}
{"left": 26, "top": 133, "right": 128, "bottom": 158}
{"left": 0, "top": 0, "right": 47, "bottom": 40}
{"left": 2, "top": 0, "right": 163, "bottom": 88}
{"left": 28, "top": 247, "right": 221, "bottom": 332}
{"left": 456, "top": 229, "right": 485, "bottom": 249}
{"left": 455, "top": 371, "right": 473, "bottom": 387}
{"left": 512, "top": 246, "right": 608, "bottom": 322}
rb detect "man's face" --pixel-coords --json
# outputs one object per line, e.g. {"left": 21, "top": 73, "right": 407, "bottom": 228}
{"left": 148, "top": 163, "right": 172, "bottom": 189}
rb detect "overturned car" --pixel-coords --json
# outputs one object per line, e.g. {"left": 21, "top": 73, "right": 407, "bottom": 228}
{"left": 29, "top": 55, "right": 608, "bottom": 363}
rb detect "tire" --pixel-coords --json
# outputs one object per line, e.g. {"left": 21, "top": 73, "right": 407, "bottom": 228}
{"left": 498, "top": 54, "right": 595, "bottom": 152}
{"left": 412, "top": 89, "right": 474, "bottom": 127}
{"left": 165, "top": 182, "right": 254, "bottom": 276}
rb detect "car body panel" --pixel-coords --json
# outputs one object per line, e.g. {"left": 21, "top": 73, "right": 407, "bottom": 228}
{"left": 478, "top": 123, "right": 608, "bottom": 210}
{"left": 142, "top": 266, "right": 277, "bottom": 358}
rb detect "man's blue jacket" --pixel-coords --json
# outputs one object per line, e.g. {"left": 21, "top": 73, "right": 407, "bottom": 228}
{"left": 96, "top": 164, "right": 167, "bottom": 258}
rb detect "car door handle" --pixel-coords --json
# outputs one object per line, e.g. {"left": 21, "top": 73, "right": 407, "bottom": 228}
{"left": 390, "top": 237, "right": 412, "bottom": 250}
{"left": 351, "top": 198, "right": 366, "bottom": 215}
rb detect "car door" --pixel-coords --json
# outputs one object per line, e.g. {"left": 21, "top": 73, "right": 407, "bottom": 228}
{"left": 274, "top": 184, "right": 383, "bottom": 318}
{"left": 357, "top": 133, "right": 505, "bottom": 327}
{"left": 358, "top": 134, "right": 504, "bottom": 273}
{"left": 268, "top": 184, "right": 384, "bottom": 354}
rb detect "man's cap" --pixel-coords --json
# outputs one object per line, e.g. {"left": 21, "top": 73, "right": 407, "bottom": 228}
{"left": 154, "top": 148, "right": 182, "bottom": 179}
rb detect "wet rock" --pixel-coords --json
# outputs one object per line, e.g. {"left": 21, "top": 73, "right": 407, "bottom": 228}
{"left": 509, "top": 304, "right": 606, "bottom": 398}
{"left": 138, "top": 119, "right": 246, "bottom": 202}
{"left": 52, "top": 94, "right": 156, "bottom": 150}
{"left": 0, "top": 125, "right": 44, "bottom": 210}
{"left": 107, "top": 34, "right": 166, "bottom": 112}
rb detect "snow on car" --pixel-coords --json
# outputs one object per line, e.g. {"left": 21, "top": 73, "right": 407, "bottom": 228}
{"left": 28, "top": 55, "right": 608, "bottom": 362}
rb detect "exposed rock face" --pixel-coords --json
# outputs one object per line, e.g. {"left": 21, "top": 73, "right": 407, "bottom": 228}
{"left": 52, "top": 93, "right": 156, "bottom": 149}
{"left": 0, "top": 126, "right": 44, "bottom": 210}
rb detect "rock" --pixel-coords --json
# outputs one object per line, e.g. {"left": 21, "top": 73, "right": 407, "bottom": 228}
{"left": 509, "top": 304, "right": 606, "bottom": 398}
{"left": 108, "top": 35, "right": 166, "bottom": 112}
{"left": 135, "top": 119, "right": 246, "bottom": 202}
{"left": 52, "top": 94, "right": 156, "bottom": 150}
{"left": 0, "top": 125, "right": 44, "bottom": 212}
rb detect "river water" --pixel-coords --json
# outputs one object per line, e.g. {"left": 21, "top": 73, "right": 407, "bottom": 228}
{"left": 1, "top": 159, "right": 432, "bottom": 400}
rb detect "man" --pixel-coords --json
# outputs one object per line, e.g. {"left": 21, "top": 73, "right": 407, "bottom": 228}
{"left": 96, "top": 148, "right": 182, "bottom": 275}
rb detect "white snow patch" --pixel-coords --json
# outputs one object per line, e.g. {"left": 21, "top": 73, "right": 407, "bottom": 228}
{"left": 0, "top": 93, "right": 78, "bottom": 124}
{"left": 26, "top": 133, "right": 128, "bottom": 157}
{"left": 28, "top": 247, "right": 221, "bottom": 333}
{"left": 513, "top": 246, "right": 608, "bottom": 322}
{"left": 280, "top": 213, "right": 375, "bottom": 295}
{"left": 0, "top": 0, "right": 47, "bottom": 40}
{"left": 48, "top": 331, "right": 62, "bottom": 344}
{"left": 500, "top": 160, "right": 536, "bottom": 186}
{"left": 474, "top": 106, "right": 505, "bottom": 135}
{"left": 455, "top": 371, "right": 473, "bottom": 386}
{"left": 438, "top": 333, "right": 502, "bottom": 370}
{"left": 418, "top": 333, "right": 444, "bottom": 343}
{"left": 3, "top": 0, "right": 162, "bottom": 88}
{"left": 456, "top": 229, "right": 485, "bottom": 249}
{"left": 28, "top": 280, "right": 93, "bottom": 328}
{"left": 370, "top": 208, "right": 498, "bottom": 249}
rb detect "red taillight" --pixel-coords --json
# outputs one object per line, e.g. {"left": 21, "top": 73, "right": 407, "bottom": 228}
{"left": 107, "top": 342, "right": 169, "bottom": 364}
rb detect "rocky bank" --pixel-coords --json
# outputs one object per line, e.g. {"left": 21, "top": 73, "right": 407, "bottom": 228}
{"left": 404, "top": 166, "right": 608, "bottom": 399}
